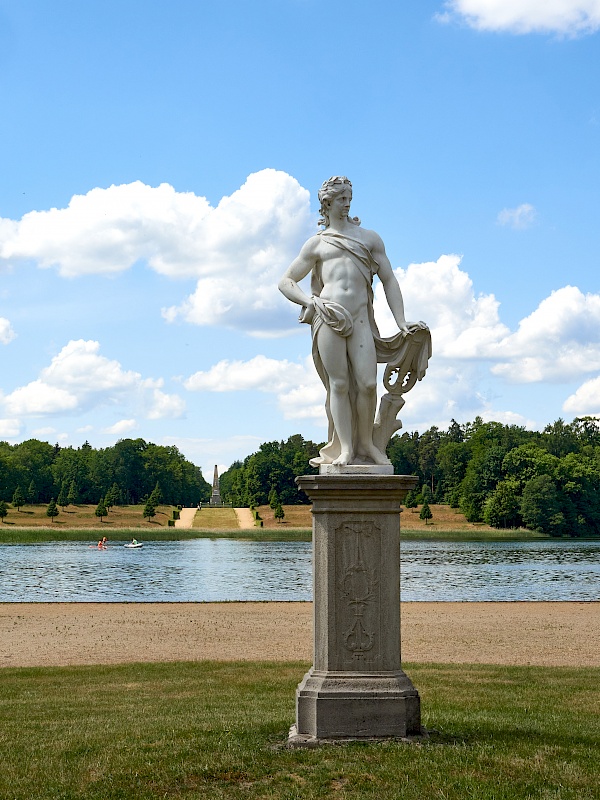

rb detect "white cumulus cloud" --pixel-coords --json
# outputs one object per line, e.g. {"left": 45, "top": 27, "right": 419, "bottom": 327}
{"left": 0, "top": 170, "right": 314, "bottom": 336}
{"left": 563, "top": 377, "right": 600, "bottom": 415}
{"left": 185, "top": 355, "right": 310, "bottom": 394}
{"left": 104, "top": 419, "right": 138, "bottom": 435}
{"left": 182, "top": 256, "right": 600, "bottom": 432}
{"left": 184, "top": 354, "right": 325, "bottom": 422}
{"left": 0, "top": 182, "right": 211, "bottom": 277}
{"left": 497, "top": 203, "right": 537, "bottom": 229}
{"left": 146, "top": 389, "right": 186, "bottom": 420}
{"left": 490, "top": 286, "right": 600, "bottom": 382}
{"left": 0, "top": 418, "right": 21, "bottom": 438}
{"left": 376, "top": 259, "right": 600, "bottom": 386}
{"left": 437, "top": 0, "right": 600, "bottom": 36}
{"left": 0, "top": 317, "right": 16, "bottom": 344}
{"left": 3, "top": 380, "right": 79, "bottom": 416}
{"left": 1, "top": 339, "right": 185, "bottom": 420}
{"left": 373, "top": 254, "right": 510, "bottom": 360}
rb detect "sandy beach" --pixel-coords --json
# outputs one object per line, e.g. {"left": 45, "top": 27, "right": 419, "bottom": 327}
{"left": 1, "top": 602, "right": 598, "bottom": 668}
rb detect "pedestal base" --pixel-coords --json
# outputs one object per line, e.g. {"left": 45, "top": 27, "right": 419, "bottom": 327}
{"left": 294, "top": 668, "right": 420, "bottom": 740}
{"left": 294, "top": 472, "right": 420, "bottom": 743}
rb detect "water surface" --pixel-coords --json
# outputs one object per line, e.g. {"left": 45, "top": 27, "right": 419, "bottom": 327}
{"left": 0, "top": 538, "right": 598, "bottom": 602}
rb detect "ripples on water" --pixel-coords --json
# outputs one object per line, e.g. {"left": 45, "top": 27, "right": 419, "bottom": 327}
{"left": 0, "top": 539, "right": 598, "bottom": 602}
{"left": 400, "top": 540, "right": 600, "bottom": 601}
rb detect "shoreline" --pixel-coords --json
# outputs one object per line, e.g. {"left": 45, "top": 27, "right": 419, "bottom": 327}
{"left": 2, "top": 601, "right": 598, "bottom": 669}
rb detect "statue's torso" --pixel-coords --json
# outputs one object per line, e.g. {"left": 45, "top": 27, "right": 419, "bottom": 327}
{"left": 313, "top": 229, "right": 375, "bottom": 318}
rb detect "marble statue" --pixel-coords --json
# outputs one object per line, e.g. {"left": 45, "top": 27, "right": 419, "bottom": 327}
{"left": 279, "top": 176, "right": 431, "bottom": 468}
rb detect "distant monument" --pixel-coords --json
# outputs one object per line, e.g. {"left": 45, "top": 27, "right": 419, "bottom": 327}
{"left": 280, "top": 177, "right": 431, "bottom": 744}
{"left": 209, "top": 465, "right": 222, "bottom": 506}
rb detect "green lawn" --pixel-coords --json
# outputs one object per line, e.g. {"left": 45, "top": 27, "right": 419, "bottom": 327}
{"left": 192, "top": 507, "right": 239, "bottom": 529}
{"left": 1, "top": 660, "right": 598, "bottom": 799}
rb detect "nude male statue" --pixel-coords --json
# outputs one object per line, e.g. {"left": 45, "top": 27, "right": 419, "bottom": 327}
{"left": 279, "top": 176, "right": 426, "bottom": 468}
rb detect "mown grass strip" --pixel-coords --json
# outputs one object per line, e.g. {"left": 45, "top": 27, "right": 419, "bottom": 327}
{"left": 399, "top": 528, "right": 549, "bottom": 541}
{"left": 192, "top": 507, "right": 239, "bottom": 529}
{"left": 1, "top": 526, "right": 572, "bottom": 543}
{"left": 0, "top": 527, "right": 313, "bottom": 543}
{"left": 0, "top": 661, "right": 598, "bottom": 799}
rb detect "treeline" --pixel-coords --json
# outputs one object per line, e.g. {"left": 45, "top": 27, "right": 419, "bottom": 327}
{"left": 0, "top": 438, "right": 211, "bottom": 507}
{"left": 388, "top": 416, "right": 600, "bottom": 536}
{"left": 219, "top": 434, "right": 320, "bottom": 507}
{"left": 219, "top": 418, "right": 600, "bottom": 537}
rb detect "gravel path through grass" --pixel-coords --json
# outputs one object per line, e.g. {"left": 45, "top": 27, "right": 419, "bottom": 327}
{"left": 174, "top": 507, "right": 197, "bottom": 528}
{"left": 234, "top": 507, "right": 255, "bottom": 528}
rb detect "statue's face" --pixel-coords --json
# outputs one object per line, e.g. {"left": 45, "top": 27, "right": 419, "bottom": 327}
{"left": 326, "top": 186, "right": 352, "bottom": 219}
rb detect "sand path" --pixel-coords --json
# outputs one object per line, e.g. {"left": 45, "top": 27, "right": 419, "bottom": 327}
{"left": 1, "top": 602, "right": 598, "bottom": 669}
{"left": 174, "top": 508, "right": 197, "bottom": 529}
{"left": 234, "top": 508, "right": 255, "bottom": 529}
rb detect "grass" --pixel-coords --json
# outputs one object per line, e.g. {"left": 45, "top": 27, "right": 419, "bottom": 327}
{"left": 187, "top": 527, "right": 313, "bottom": 542}
{"left": 0, "top": 528, "right": 233, "bottom": 543}
{"left": 256, "top": 504, "right": 551, "bottom": 541}
{"left": 0, "top": 501, "right": 579, "bottom": 543}
{"left": 0, "top": 660, "right": 598, "bottom": 799}
{"left": 400, "top": 527, "right": 547, "bottom": 541}
{"left": 1, "top": 503, "right": 177, "bottom": 528}
{"left": 192, "top": 506, "right": 239, "bottom": 529}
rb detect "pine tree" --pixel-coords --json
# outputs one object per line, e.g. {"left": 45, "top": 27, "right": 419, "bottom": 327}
{"left": 12, "top": 485, "right": 25, "bottom": 511}
{"left": 105, "top": 483, "right": 121, "bottom": 510}
{"left": 274, "top": 502, "right": 285, "bottom": 523}
{"left": 268, "top": 487, "right": 280, "bottom": 509}
{"left": 143, "top": 499, "right": 156, "bottom": 522}
{"left": 421, "top": 484, "right": 433, "bottom": 503}
{"left": 149, "top": 482, "right": 161, "bottom": 508}
{"left": 27, "top": 481, "right": 37, "bottom": 504}
{"left": 46, "top": 498, "right": 59, "bottom": 523}
{"left": 419, "top": 500, "right": 433, "bottom": 525}
{"left": 57, "top": 482, "right": 69, "bottom": 510}
{"left": 404, "top": 489, "right": 418, "bottom": 509}
{"left": 0, "top": 500, "right": 8, "bottom": 523}
{"left": 95, "top": 500, "right": 108, "bottom": 522}
{"left": 67, "top": 480, "right": 78, "bottom": 506}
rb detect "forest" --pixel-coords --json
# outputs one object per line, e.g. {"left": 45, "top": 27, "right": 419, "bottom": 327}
{"left": 219, "top": 417, "right": 600, "bottom": 537}
{"left": 2, "top": 416, "right": 600, "bottom": 537}
{"left": 0, "top": 438, "right": 211, "bottom": 508}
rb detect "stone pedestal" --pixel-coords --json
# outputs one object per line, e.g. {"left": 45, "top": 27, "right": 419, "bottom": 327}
{"left": 291, "top": 472, "right": 420, "bottom": 743}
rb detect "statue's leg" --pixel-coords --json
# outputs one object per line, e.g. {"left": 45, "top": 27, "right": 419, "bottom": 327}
{"left": 316, "top": 325, "right": 354, "bottom": 465}
{"left": 348, "top": 325, "right": 391, "bottom": 465}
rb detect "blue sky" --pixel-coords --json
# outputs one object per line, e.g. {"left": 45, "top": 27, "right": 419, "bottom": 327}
{"left": 1, "top": 0, "right": 599, "bottom": 480}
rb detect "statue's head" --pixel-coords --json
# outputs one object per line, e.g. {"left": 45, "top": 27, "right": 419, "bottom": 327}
{"left": 318, "top": 176, "right": 361, "bottom": 228}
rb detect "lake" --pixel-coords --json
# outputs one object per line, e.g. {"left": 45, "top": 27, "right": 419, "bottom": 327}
{"left": 0, "top": 539, "right": 599, "bottom": 602}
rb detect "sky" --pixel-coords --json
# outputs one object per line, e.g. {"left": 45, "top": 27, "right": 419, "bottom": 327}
{"left": 1, "top": 0, "right": 599, "bottom": 481}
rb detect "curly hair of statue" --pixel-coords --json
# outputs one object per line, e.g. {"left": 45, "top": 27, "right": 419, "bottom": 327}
{"left": 317, "top": 176, "right": 361, "bottom": 228}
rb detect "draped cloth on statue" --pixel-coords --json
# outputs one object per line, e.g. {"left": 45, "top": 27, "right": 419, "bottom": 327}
{"left": 307, "top": 231, "right": 431, "bottom": 466}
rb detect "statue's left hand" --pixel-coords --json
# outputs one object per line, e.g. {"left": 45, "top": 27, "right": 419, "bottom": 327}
{"left": 404, "top": 321, "right": 429, "bottom": 333}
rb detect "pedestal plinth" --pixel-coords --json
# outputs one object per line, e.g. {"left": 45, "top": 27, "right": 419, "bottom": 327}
{"left": 291, "top": 472, "right": 420, "bottom": 743}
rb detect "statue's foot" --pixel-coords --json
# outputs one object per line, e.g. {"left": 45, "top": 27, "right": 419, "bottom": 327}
{"left": 361, "top": 444, "right": 392, "bottom": 466}
{"left": 332, "top": 450, "right": 353, "bottom": 466}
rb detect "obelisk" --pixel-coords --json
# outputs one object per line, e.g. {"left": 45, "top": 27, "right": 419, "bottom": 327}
{"left": 209, "top": 465, "right": 222, "bottom": 506}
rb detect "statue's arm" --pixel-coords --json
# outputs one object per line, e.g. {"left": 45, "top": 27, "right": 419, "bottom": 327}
{"left": 278, "top": 238, "right": 318, "bottom": 310}
{"left": 370, "top": 233, "right": 409, "bottom": 333}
